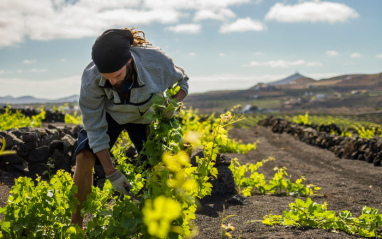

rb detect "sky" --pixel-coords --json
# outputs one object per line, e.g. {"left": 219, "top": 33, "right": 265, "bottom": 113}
{"left": 0, "top": 0, "right": 381, "bottom": 99}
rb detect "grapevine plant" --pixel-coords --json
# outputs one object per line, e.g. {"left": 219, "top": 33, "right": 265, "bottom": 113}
{"left": 262, "top": 197, "right": 382, "bottom": 238}
{"left": 179, "top": 108, "right": 257, "bottom": 154}
{"left": 353, "top": 125, "right": 376, "bottom": 139}
{"left": 0, "top": 106, "right": 46, "bottom": 131}
{"left": 293, "top": 112, "right": 310, "bottom": 126}
{"left": 54, "top": 103, "right": 83, "bottom": 125}
{"left": 0, "top": 171, "right": 84, "bottom": 238}
{"left": 64, "top": 111, "right": 82, "bottom": 125}
{"left": 229, "top": 157, "right": 320, "bottom": 197}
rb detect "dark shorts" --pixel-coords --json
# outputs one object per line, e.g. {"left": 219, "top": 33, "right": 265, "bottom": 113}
{"left": 74, "top": 113, "right": 149, "bottom": 164}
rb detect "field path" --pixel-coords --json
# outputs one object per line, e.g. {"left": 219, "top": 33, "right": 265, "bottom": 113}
{"left": 196, "top": 126, "right": 382, "bottom": 239}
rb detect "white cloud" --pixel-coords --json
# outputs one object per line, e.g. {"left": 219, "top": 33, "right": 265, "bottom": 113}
{"left": 23, "top": 59, "right": 36, "bottom": 64}
{"left": 143, "top": 0, "right": 251, "bottom": 10}
{"left": 165, "top": 24, "right": 201, "bottom": 34}
{"left": 27, "top": 8, "right": 181, "bottom": 41}
{"left": 30, "top": 69, "right": 47, "bottom": 73}
{"left": 194, "top": 8, "right": 235, "bottom": 21}
{"left": 326, "top": 50, "right": 339, "bottom": 57}
{"left": 0, "top": 75, "right": 80, "bottom": 99}
{"left": 265, "top": 1, "right": 359, "bottom": 24}
{"left": 219, "top": 17, "right": 266, "bottom": 33}
{"left": 189, "top": 52, "right": 196, "bottom": 56}
{"left": 219, "top": 53, "right": 226, "bottom": 57}
{"left": 376, "top": 54, "right": 382, "bottom": 58}
{"left": 350, "top": 52, "right": 361, "bottom": 58}
{"left": 0, "top": 1, "right": 155, "bottom": 47}
{"left": 245, "top": 60, "right": 322, "bottom": 68}
{"left": 0, "top": 0, "right": 255, "bottom": 47}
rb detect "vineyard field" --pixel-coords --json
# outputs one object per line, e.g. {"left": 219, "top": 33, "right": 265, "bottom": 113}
{"left": 1, "top": 123, "right": 381, "bottom": 238}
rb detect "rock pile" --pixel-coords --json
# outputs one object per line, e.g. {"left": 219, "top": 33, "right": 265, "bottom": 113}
{"left": 0, "top": 124, "right": 81, "bottom": 180}
{"left": 258, "top": 116, "right": 382, "bottom": 166}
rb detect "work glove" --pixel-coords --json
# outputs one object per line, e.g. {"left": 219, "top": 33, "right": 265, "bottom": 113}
{"left": 106, "top": 169, "right": 132, "bottom": 195}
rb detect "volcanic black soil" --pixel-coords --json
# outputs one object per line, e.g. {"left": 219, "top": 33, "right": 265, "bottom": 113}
{"left": 1, "top": 126, "right": 381, "bottom": 238}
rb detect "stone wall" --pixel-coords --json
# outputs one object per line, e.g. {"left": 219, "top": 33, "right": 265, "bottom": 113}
{"left": 258, "top": 116, "right": 382, "bottom": 166}
{"left": 0, "top": 124, "right": 81, "bottom": 180}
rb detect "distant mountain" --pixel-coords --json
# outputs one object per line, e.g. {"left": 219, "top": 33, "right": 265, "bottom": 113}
{"left": 319, "top": 73, "right": 382, "bottom": 87}
{"left": 0, "top": 94, "right": 79, "bottom": 104}
{"left": 50, "top": 95, "right": 80, "bottom": 103}
{"left": 248, "top": 72, "right": 316, "bottom": 90}
{"left": 267, "top": 72, "right": 315, "bottom": 85}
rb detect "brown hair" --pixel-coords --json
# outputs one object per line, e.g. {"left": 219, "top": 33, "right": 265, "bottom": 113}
{"left": 122, "top": 27, "right": 149, "bottom": 46}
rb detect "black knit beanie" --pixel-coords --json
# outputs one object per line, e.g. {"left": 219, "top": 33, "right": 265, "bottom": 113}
{"left": 92, "top": 29, "right": 134, "bottom": 73}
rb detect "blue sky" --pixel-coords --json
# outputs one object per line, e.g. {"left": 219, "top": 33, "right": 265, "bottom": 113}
{"left": 0, "top": 0, "right": 381, "bottom": 99}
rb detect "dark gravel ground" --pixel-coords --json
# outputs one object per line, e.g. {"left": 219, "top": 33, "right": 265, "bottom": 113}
{"left": 194, "top": 126, "right": 382, "bottom": 239}
{"left": 1, "top": 126, "right": 381, "bottom": 238}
